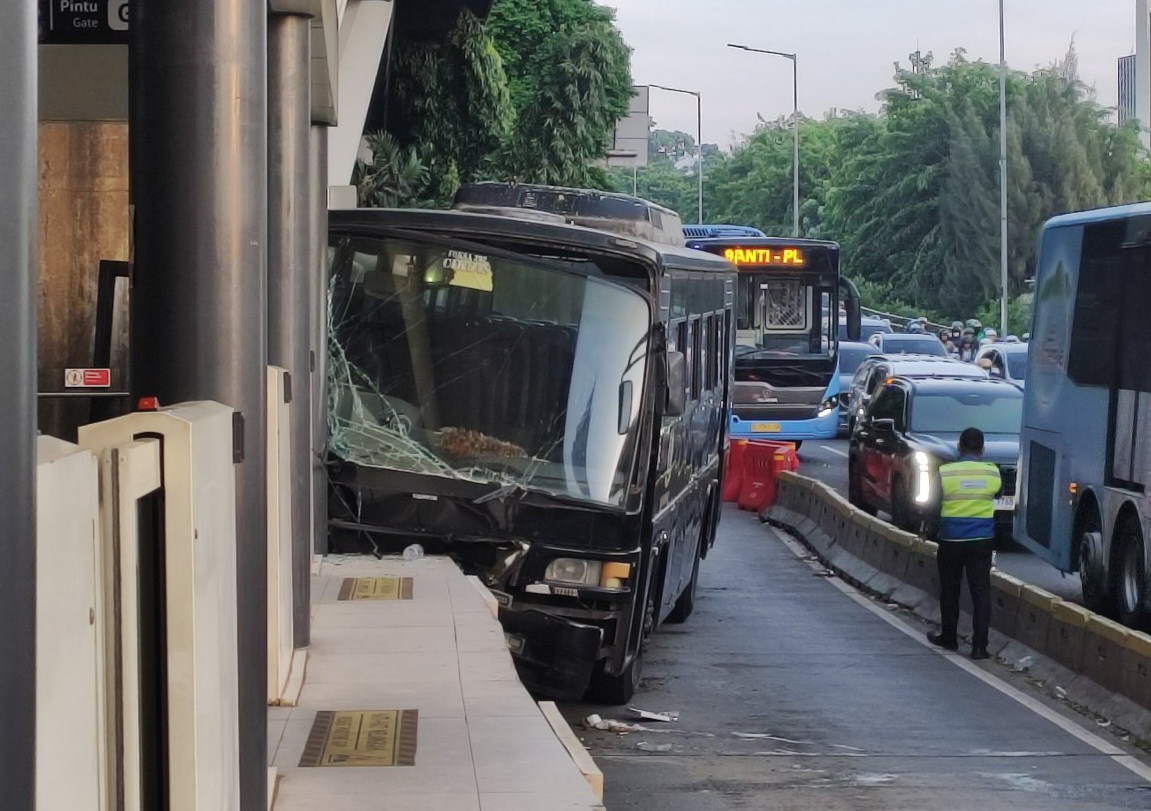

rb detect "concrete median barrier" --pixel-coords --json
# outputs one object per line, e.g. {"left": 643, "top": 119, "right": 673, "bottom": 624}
{"left": 761, "top": 470, "right": 1151, "bottom": 730}
{"left": 1013, "top": 585, "right": 1060, "bottom": 654}
{"left": 1123, "top": 634, "right": 1151, "bottom": 712}
{"left": 1082, "top": 616, "right": 1131, "bottom": 695}
{"left": 1045, "top": 601, "right": 1092, "bottom": 673}
{"left": 989, "top": 571, "right": 1024, "bottom": 642}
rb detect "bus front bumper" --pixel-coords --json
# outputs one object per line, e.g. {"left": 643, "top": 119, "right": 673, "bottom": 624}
{"left": 497, "top": 606, "right": 603, "bottom": 701}
{"left": 729, "top": 408, "right": 838, "bottom": 441}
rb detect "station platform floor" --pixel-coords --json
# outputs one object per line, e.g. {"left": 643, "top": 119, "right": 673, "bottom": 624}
{"left": 268, "top": 555, "right": 603, "bottom": 811}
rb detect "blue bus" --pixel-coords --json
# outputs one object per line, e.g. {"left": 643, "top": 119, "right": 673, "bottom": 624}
{"left": 683, "top": 227, "right": 861, "bottom": 444}
{"left": 1016, "top": 203, "right": 1151, "bottom": 629}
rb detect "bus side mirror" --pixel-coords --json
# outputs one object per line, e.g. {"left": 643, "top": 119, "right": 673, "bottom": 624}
{"left": 845, "top": 298, "right": 862, "bottom": 341}
{"left": 665, "top": 351, "right": 687, "bottom": 418}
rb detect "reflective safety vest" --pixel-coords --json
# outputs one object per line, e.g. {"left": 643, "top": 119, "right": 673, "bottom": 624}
{"left": 938, "top": 459, "right": 1002, "bottom": 541}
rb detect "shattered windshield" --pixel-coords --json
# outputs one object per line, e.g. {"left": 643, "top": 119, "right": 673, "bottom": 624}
{"left": 327, "top": 233, "right": 651, "bottom": 508}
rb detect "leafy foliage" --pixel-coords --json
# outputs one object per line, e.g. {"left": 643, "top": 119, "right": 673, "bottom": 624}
{"left": 354, "top": 132, "right": 430, "bottom": 208}
{"left": 490, "top": 0, "right": 634, "bottom": 186}
{"left": 615, "top": 48, "right": 1150, "bottom": 323}
{"left": 377, "top": 9, "right": 513, "bottom": 204}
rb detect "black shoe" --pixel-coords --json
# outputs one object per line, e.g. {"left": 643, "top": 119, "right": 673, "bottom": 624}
{"left": 927, "top": 631, "right": 958, "bottom": 651}
{"left": 971, "top": 648, "right": 990, "bottom": 661}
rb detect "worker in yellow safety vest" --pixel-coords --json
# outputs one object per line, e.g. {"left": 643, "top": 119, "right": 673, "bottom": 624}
{"left": 926, "top": 427, "right": 1002, "bottom": 661}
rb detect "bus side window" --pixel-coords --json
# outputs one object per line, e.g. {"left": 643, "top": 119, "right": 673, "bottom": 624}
{"left": 691, "top": 317, "right": 703, "bottom": 400}
{"left": 706, "top": 314, "right": 718, "bottom": 391}
{"left": 677, "top": 320, "right": 691, "bottom": 402}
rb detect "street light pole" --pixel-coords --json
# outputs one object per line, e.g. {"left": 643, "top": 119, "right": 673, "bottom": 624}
{"left": 998, "top": 0, "right": 1009, "bottom": 335}
{"left": 729, "top": 44, "right": 800, "bottom": 237}
{"left": 650, "top": 84, "right": 704, "bottom": 223}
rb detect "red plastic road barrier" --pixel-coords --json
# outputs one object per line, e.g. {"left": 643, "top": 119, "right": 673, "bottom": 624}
{"left": 737, "top": 440, "right": 798, "bottom": 512}
{"left": 721, "top": 439, "right": 749, "bottom": 502}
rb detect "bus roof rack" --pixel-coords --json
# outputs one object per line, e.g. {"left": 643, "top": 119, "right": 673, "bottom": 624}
{"left": 681, "top": 224, "right": 767, "bottom": 239}
{"left": 452, "top": 182, "right": 684, "bottom": 247}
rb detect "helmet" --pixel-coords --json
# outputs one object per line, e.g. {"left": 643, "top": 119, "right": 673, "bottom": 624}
{"left": 1022, "top": 333, "right": 1030, "bottom": 342}
{"left": 906, "top": 322, "right": 924, "bottom": 334}
{"left": 951, "top": 321, "right": 964, "bottom": 330}
{"left": 1004, "top": 335, "right": 1020, "bottom": 343}
{"left": 917, "top": 316, "right": 928, "bottom": 324}
{"left": 984, "top": 328, "right": 998, "bottom": 339}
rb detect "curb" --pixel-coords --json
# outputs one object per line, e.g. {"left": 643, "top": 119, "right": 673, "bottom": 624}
{"left": 763, "top": 470, "right": 1151, "bottom": 739}
{"left": 538, "top": 701, "right": 605, "bottom": 802}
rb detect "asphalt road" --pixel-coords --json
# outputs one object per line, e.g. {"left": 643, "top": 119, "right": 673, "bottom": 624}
{"left": 564, "top": 508, "right": 1151, "bottom": 810}
{"left": 800, "top": 439, "right": 1082, "bottom": 603}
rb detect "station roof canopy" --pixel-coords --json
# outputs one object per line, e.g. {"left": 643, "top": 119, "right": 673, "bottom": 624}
{"left": 395, "top": 0, "right": 496, "bottom": 40}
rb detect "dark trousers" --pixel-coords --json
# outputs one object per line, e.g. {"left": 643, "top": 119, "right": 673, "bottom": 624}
{"left": 936, "top": 538, "right": 994, "bottom": 650}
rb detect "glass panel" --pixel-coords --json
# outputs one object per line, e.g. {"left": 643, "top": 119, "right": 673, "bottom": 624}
{"left": 327, "top": 236, "right": 650, "bottom": 507}
{"left": 909, "top": 392, "right": 1023, "bottom": 434}
{"left": 1005, "top": 351, "right": 1027, "bottom": 380}
{"left": 734, "top": 274, "right": 834, "bottom": 359}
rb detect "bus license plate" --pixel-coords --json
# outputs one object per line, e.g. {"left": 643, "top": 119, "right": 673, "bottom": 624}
{"left": 994, "top": 496, "right": 1015, "bottom": 511}
{"left": 751, "top": 422, "right": 781, "bottom": 433}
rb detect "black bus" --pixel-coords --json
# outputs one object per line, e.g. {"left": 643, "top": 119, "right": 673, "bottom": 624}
{"left": 325, "top": 206, "right": 737, "bottom": 702}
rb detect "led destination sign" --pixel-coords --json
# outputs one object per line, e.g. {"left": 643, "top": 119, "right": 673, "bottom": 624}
{"left": 722, "top": 247, "right": 806, "bottom": 267}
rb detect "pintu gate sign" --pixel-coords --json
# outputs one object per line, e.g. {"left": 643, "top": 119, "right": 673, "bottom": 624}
{"left": 39, "top": 0, "right": 129, "bottom": 44}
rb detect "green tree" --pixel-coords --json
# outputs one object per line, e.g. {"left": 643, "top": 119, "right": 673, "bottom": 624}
{"left": 488, "top": 0, "right": 634, "bottom": 185}
{"left": 383, "top": 10, "right": 513, "bottom": 203}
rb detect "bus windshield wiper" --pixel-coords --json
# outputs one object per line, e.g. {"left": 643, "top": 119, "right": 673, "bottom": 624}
{"left": 472, "top": 481, "right": 601, "bottom": 511}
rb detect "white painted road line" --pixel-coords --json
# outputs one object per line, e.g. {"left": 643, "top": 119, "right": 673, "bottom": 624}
{"left": 820, "top": 445, "right": 848, "bottom": 458}
{"left": 773, "top": 530, "right": 1151, "bottom": 785}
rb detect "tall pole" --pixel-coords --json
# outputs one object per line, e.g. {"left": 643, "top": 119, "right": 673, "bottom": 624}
{"left": 130, "top": 0, "right": 269, "bottom": 808}
{"left": 791, "top": 55, "right": 800, "bottom": 237}
{"left": 0, "top": 0, "right": 37, "bottom": 806}
{"left": 309, "top": 125, "right": 330, "bottom": 556}
{"left": 269, "top": 10, "right": 314, "bottom": 648}
{"left": 727, "top": 45, "right": 800, "bottom": 236}
{"left": 696, "top": 92, "right": 704, "bottom": 223}
{"left": 998, "top": 0, "right": 1010, "bottom": 335}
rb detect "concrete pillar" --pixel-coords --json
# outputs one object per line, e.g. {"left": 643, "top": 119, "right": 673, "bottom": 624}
{"left": 0, "top": 1, "right": 37, "bottom": 807}
{"left": 310, "top": 125, "right": 330, "bottom": 556}
{"left": 128, "top": 0, "right": 268, "bottom": 808}
{"left": 269, "top": 11, "right": 313, "bottom": 649}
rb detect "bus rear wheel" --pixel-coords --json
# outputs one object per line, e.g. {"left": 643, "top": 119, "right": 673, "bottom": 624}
{"left": 1076, "top": 505, "right": 1111, "bottom": 615}
{"left": 1115, "top": 515, "right": 1150, "bottom": 630}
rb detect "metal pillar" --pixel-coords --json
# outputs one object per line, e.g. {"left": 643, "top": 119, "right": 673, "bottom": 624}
{"left": 998, "top": 0, "right": 1010, "bottom": 335}
{"left": 269, "top": 12, "right": 313, "bottom": 648}
{"left": 310, "top": 125, "right": 330, "bottom": 556}
{"left": 129, "top": 0, "right": 268, "bottom": 808}
{"left": 0, "top": 1, "right": 37, "bottom": 808}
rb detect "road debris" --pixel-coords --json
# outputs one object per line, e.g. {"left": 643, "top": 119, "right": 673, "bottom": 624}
{"left": 583, "top": 714, "right": 646, "bottom": 734}
{"left": 628, "top": 707, "right": 680, "bottom": 722}
{"left": 635, "top": 741, "right": 673, "bottom": 752}
{"left": 1013, "top": 655, "right": 1035, "bottom": 672}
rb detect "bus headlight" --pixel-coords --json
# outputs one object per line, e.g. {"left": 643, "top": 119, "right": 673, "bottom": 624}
{"left": 817, "top": 397, "right": 838, "bottom": 418}
{"left": 914, "top": 451, "right": 934, "bottom": 504}
{"left": 543, "top": 559, "right": 631, "bottom": 591}
{"left": 544, "top": 558, "right": 602, "bottom": 587}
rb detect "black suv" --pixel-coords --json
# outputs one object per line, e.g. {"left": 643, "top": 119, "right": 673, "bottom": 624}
{"left": 848, "top": 376, "right": 1023, "bottom": 538}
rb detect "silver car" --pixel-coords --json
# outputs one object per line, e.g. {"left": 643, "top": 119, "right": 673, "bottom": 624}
{"left": 975, "top": 342, "right": 1028, "bottom": 389}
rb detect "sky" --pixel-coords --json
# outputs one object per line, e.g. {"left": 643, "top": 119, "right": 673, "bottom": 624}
{"left": 603, "top": 0, "right": 1135, "bottom": 147}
